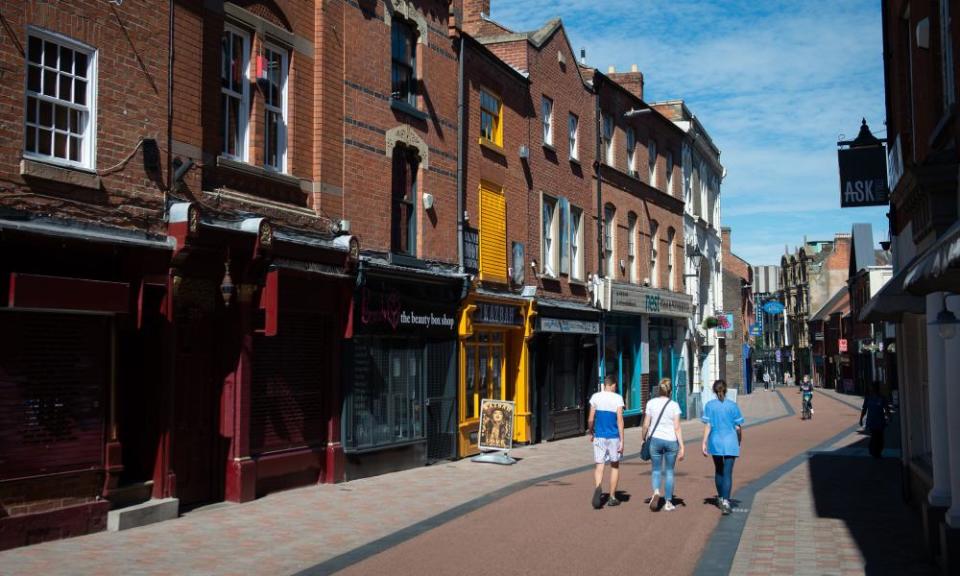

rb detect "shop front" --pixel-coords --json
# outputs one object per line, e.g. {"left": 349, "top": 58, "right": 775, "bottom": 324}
{"left": 342, "top": 264, "right": 464, "bottom": 479}
{"left": 604, "top": 281, "right": 693, "bottom": 424}
{"left": 457, "top": 291, "right": 535, "bottom": 457}
{"left": 530, "top": 299, "right": 599, "bottom": 443}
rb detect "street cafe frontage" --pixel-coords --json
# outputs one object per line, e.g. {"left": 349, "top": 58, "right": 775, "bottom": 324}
{"left": 457, "top": 290, "right": 535, "bottom": 457}
{"left": 604, "top": 281, "right": 693, "bottom": 425}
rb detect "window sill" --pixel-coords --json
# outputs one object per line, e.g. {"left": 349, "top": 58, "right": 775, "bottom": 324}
{"left": 568, "top": 278, "right": 587, "bottom": 286}
{"left": 216, "top": 156, "right": 300, "bottom": 187}
{"left": 20, "top": 158, "right": 101, "bottom": 190}
{"left": 542, "top": 142, "right": 556, "bottom": 152}
{"left": 390, "top": 99, "right": 428, "bottom": 121}
{"left": 479, "top": 138, "right": 505, "bottom": 155}
{"left": 569, "top": 156, "right": 581, "bottom": 165}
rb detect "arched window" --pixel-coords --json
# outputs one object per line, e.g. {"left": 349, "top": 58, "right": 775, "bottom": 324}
{"left": 649, "top": 219, "right": 660, "bottom": 287}
{"left": 627, "top": 212, "right": 638, "bottom": 282}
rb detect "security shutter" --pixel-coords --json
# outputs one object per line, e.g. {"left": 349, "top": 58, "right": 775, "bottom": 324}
{"left": 426, "top": 340, "right": 456, "bottom": 462}
{"left": 479, "top": 182, "right": 507, "bottom": 283}
{"left": 0, "top": 312, "right": 108, "bottom": 479}
{"left": 251, "top": 311, "right": 329, "bottom": 454}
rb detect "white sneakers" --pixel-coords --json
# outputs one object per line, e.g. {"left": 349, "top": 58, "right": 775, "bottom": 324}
{"left": 663, "top": 501, "right": 676, "bottom": 512}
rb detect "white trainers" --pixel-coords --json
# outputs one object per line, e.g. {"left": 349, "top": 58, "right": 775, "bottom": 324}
{"left": 663, "top": 501, "right": 676, "bottom": 512}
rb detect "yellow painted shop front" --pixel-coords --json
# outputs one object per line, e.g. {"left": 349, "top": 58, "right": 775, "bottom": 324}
{"left": 457, "top": 293, "right": 534, "bottom": 457}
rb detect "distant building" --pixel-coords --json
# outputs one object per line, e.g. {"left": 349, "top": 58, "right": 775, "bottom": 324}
{"left": 720, "top": 228, "right": 754, "bottom": 392}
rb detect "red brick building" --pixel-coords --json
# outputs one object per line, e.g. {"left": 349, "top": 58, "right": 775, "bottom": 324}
{"left": 720, "top": 228, "right": 755, "bottom": 392}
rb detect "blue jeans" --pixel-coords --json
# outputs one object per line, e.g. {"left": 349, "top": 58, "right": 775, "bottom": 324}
{"left": 712, "top": 455, "right": 737, "bottom": 501}
{"left": 650, "top": 437, "right": 680, "bottom": 501}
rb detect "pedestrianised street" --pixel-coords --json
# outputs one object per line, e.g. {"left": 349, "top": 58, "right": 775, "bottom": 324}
{"left": 0, "top": 390, "right": 936, "bottom": 575}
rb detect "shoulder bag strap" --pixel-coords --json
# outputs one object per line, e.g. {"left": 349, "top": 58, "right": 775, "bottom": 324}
{"left": 647, "top": 400, "right": 670, "bottom": 440}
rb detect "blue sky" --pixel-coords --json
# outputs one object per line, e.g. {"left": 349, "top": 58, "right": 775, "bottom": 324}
{"left": 491, "top": 0, "right": 889, "bottom": 265}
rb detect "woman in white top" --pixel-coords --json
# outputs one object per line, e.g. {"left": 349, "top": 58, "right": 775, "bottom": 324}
{"left": 641, "top": 378, "right": 685, "bottom": 511}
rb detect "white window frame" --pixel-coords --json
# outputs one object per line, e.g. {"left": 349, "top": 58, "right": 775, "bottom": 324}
{"left": 262, "top": 42, "right": 289, "bottom": 173}
{"left": 603, "top": 114, "right": 614, "bottom": 165}
{"left": 568, "top": 113, "right": 579, "bottom": 160}
{"left": 23, "top": 28, "right": 97, "bottom": 170}
{"left": 627, "top": 212, "right": 638, "bottom": 283}
{"left": 649, "top": 220, "right": 659, "bottom": 287}
{"left": 666, "top": 151, "right": 674, "bottom": 195}
{"left": 221, "top": 24, "right": 251, "bottom": 162}
{"left": 542, "top": 96, "right": 553, "bottom": 146}
{"left": 667, "top": 228, "right": 676, "bottom": 290}
{"left": 570, "top": 206, "right": 584, "bottom": 280}
{"left": 626, "top": 127, "right": 637, "bottom": 176}
{"left": 542, "top": 194, "right": 559, "bottom": 277}
{"left": 604, "top": 204, "right": 616, "bottom": 278}
{"left": 648, "top": 139, "right": 657, "bottom": 187}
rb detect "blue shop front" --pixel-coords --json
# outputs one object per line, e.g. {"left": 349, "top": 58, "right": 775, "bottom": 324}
{"left": 604, "top": 281, "right": 694, "bottom": 424}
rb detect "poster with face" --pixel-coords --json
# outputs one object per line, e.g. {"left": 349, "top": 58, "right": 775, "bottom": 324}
{"left": 478, "top": 399, "right": 515, "bottom": 452}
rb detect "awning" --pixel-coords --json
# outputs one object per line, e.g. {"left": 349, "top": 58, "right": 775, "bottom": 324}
{"left": 903, "top": 220, "right": 960, "bottom": 295}
{"left": 859, "top": 263, "right": 925, "bottom": 322}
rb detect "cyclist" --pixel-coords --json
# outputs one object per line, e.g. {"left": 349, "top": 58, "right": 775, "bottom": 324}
{"left": 800, "top": 375, "right": 814, "bottom": 417}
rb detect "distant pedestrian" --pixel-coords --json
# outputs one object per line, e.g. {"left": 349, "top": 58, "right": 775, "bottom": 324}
{"left": 860, "top": 381, "right": 890, "bottom": 459}
{"left": 702, "top": 379, "right": 744, "bottom": 516}
{"left": 800, "top": 375, "right": 814, "bottom": 413}
{"left": 588, "top": 375, "right": 625, "bottom": 509}
{"left": 784, "top": 372, "right": 794, "bottom": 388}
{"left": 642, "top": 378, "right": 685, "bottom": 512}
{"left": 762, "top": 372, "right": 770, "bottom": 391}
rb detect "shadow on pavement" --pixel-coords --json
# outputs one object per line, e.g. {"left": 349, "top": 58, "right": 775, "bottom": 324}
{"left": 808, "top": 438, "right": 937, "bottom": 576}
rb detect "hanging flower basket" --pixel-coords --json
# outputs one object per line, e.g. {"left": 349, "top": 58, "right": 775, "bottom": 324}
{"left": 702, "top": 316, "right": 720, "bottom": 330}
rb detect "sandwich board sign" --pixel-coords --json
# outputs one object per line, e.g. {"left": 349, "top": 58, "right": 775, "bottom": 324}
{"left": 474, "top": 399, "right": 516, "bottom": 465}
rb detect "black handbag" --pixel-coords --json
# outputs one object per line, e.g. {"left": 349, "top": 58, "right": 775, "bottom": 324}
{"left": 640, "top": 400, "right": 670, "bottom": 461}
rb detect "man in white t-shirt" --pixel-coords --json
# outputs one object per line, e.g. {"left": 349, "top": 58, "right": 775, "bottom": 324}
{"left": 588, "top": 375, "right": 625, "bottom": 509}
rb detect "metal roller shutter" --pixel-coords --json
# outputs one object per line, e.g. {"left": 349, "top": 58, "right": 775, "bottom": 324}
{"left": 0, "top": 312, "right": 108, "bottom": 479}
{"left": 251, "top": 311, "right": 330, "bottom": 454}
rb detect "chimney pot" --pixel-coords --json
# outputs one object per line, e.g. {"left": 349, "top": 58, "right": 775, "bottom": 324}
{"left": 607, "top": 65, "right": 616, "bottom": 73}
{"left": 631, "top": 64, "right": 638, "bottom": 72}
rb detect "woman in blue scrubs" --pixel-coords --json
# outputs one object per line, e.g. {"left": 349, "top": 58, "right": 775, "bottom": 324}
{"left": 701, "top": 379, "right": 744, "bottom": 516}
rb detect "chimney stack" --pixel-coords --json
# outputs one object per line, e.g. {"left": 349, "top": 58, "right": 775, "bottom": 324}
{"left": 462, "top": 0, "right": 491, "bottom": 35}
{"left": 607, "top": 64, "right": 645, "bottom": 101}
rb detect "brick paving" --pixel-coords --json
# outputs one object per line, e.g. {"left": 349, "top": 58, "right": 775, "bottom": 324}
{"left": 729, "top": 389, "right": 937, "bottom": 576}
{"left": 0, "top": 391, "right": 787, "bottom": 576}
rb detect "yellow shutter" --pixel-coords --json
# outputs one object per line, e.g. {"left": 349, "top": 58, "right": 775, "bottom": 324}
{"left": 479, "top": 182, "right": 507, "bottom": 283}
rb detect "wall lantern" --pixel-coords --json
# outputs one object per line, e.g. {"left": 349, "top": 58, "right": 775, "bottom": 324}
{"left": 220, "top": 258, "right": 235, "bottom": 307}
{"left": 930, "top": 296, "right": 959, "bottom": 340}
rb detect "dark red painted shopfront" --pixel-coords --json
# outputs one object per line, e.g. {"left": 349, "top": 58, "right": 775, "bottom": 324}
{"left": 162, "top": 203, "right": 354, "bottom": 506}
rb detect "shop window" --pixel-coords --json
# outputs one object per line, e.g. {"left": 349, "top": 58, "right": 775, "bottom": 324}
{"left": 541, "top": 95, "right": 553, "bottom": 146}
{"left": 221, "top": 25, "right": 250, "bottom": 161}
{"left": 626, "top": 127, "right": 637, "bottom": 176}
{"left": 480, "top": 89, "right": 502, "bottom": 147}
{"left": 345, "top": 338, "right": 426, "bottom": 451}
{"left": 463, "top": 332, "right": 505, "bottom": 420}
{"left": 627, "top": 212, "right": 638, "bottom": 283}
{"left": 479, "top": 181, "right": 507, "bottom": 282}
{"left": 391, "top": 145, "right": 419, "bottom": 256}
{"left": 568, "top": 113, "right": 579, "bottom": 160}
{"left": 262, "top": 43, "right": 288, "bottom": 172}
{"left": 542, "top": 194, "right": 559, "bottom": 277}
{"left": 570, "top": 206, "right": 584, "bottom": 280}
{"left": 391, "top": 19, "right": 417, "bottom": 107}
{"left": 24, "top": 30, "right": 96, "bottom": 168}
{"left": 604, "top": 203, "right": 616, "bottom": 278}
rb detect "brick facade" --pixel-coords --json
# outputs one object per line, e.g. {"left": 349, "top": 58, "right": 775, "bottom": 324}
{"left": 721, "top": 227, "right": 754, "bottom": 389}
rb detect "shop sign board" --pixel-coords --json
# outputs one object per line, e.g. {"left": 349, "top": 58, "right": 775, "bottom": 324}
{"left": 474, "top": 302, "right": 523, "bottom": 326}
{"left": 478, "top": 399, "right": 515, "bottom": 451}
{"left": 838, "top": 145, "right": 889, "bottom": 207}
{"left": 716, "top": 312, "right": 735, "bottom": 333}
{"left": 538, "top": 317, "right": 600, "bottom": 334}
{"left": 839, "top": 338, "right": 848, "bottom": 352}
{"left": 357, "top": 277, "right": 458, "bottom": 336}
{"left": 607, "top": 282, "right": 693, "bottom": 318}
{"left": 750, "top": 323, "right": 762, "bottom": 337}
{"left": 762, "top": 300, "right": 785, "bottom": 315}
{"left": 463, "top": 226, "right": 480, "bottom": 273}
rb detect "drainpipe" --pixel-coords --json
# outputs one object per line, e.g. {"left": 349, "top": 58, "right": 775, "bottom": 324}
{"left": 166, "top": 0, "right": 174, "bottom": 205}
{"left": 594, "top": 74, "right": 605, "bottom": 391}
{"left": 456, "top": 36, "right": 466, "bottom": 270}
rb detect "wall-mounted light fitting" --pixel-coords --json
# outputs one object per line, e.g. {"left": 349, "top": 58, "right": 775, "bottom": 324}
{"left": 422, "top": 193, "right": 435, "bottom": 211}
